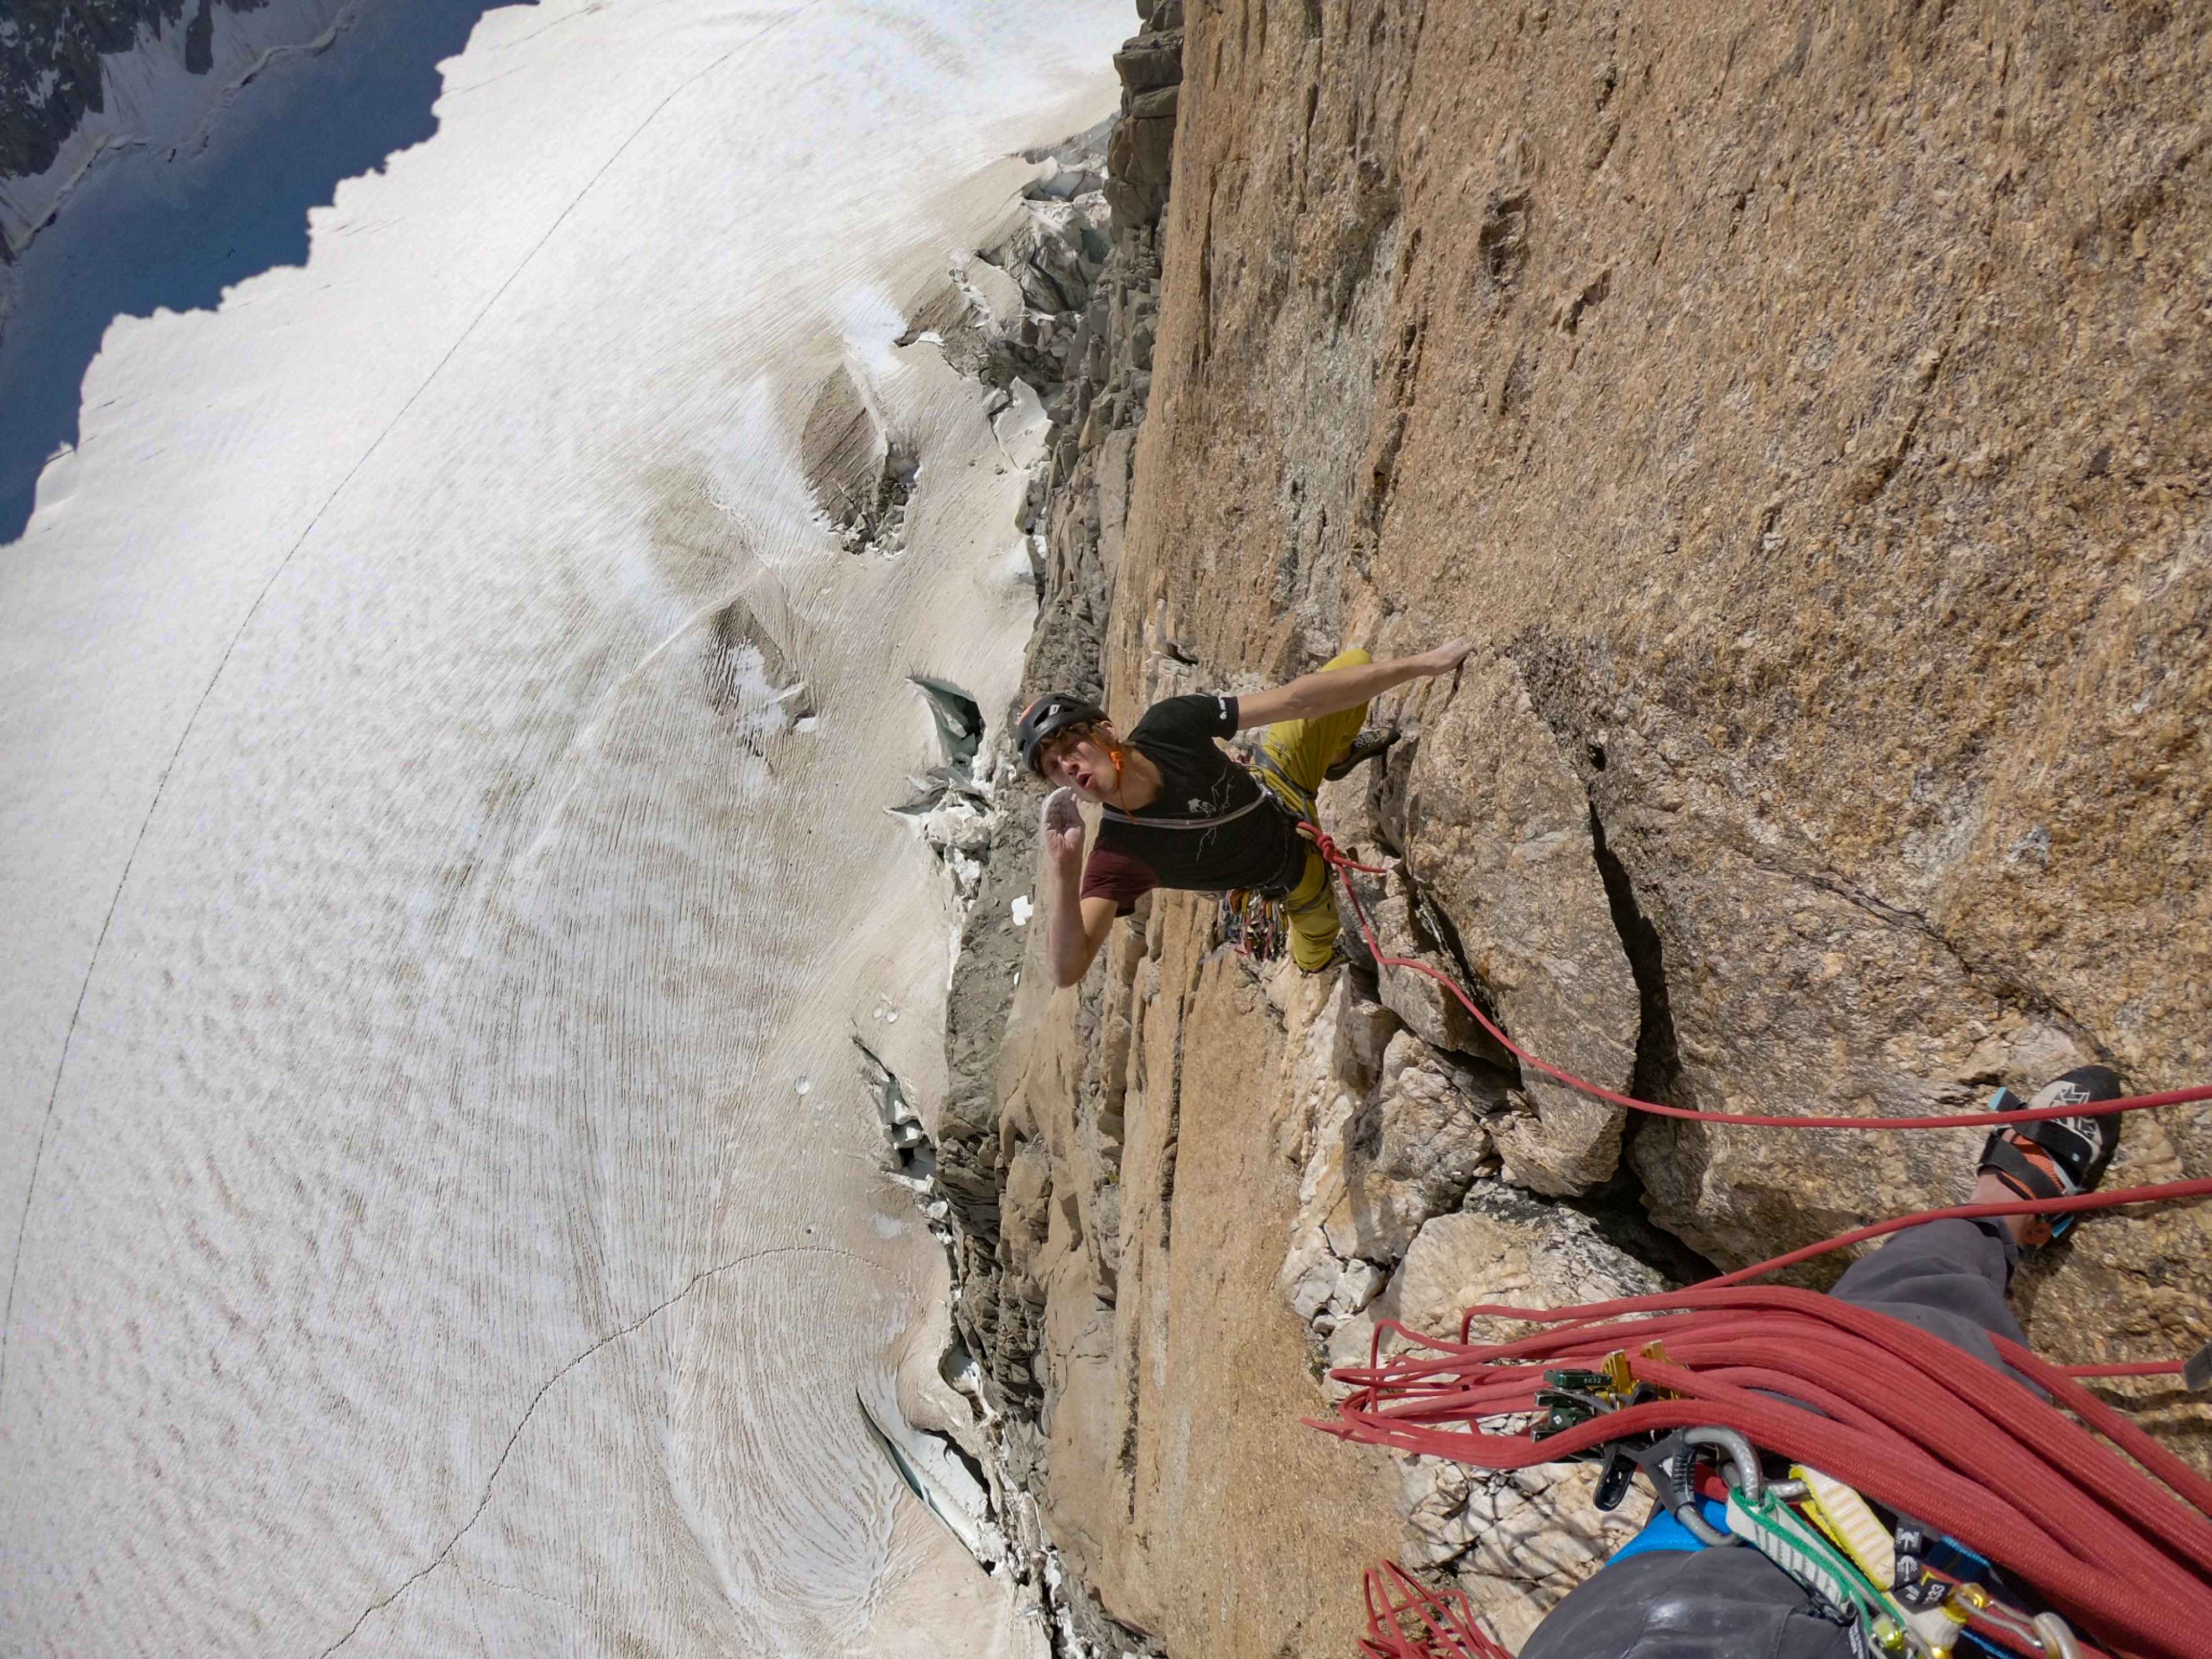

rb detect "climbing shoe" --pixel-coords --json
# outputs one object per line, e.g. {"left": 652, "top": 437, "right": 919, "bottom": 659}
{"left": 1976, "top": 1066, "right": 2124, "bottom": 1245}
{"left": 1324, "top": 726, "right": 1400, "bottom": 782}
{"left": 1293, "top": 936, "right": 1359, "bottom": 977}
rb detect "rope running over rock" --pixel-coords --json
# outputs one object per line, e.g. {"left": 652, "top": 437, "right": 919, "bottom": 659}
{"left": 1301, "top": 828, "right": 2212, "bottom": 1657}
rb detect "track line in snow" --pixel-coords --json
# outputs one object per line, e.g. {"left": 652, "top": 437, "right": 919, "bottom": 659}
{"left": 0, "top": 0, "right": 829, "bottom": 1404}
{"left": 316, "top": 1241, "right": 885, "bottom": 1658}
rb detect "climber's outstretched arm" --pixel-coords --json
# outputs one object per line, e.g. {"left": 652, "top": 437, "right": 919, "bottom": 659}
{"left": 1234, "top": 639, "right": 1472, "bottom": 729}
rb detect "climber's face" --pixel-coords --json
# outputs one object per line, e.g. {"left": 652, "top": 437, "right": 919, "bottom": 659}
{"left": 1038, "top": 723, "right": 1122, "bottom": 802}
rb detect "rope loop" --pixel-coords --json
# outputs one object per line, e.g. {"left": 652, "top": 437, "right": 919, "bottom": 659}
{"left": 1299, "top": 820, "right": 1387, "bottom": 876}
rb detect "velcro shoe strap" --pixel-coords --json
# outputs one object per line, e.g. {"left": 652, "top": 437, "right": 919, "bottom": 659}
{"left": 1979, "top": 1132, "right": 2074, "bottom": 1204}
{"left": 2011, "top": 1112, "right": 2103, "bottom": 1180}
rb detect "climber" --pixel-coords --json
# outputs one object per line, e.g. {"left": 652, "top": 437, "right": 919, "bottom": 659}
{"left": 1022, "top": 641, "right": 1474, "bottom": 985}
{"left": 1519, "top": 1065, "right": 2128, "bottom": 1659}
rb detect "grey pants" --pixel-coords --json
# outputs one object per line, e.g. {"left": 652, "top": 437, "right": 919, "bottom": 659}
{"left": 1829, "top": 1215, "right": 2026, "bottom": 1380}
{"left": 1520, "top": 1218, "right": 2028, "bottom": 1659}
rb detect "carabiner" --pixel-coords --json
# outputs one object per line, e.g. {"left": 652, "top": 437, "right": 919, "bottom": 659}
{"left": 2032, "top": 1613, "right": 2083, "bottom": 1659}
{"left": 1681, "top": 1425, "right": 1766, "bottom": 1504}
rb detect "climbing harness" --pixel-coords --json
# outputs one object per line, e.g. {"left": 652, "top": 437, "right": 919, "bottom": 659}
{"left": 1244, "top": 746, "right": 1319, "bottom": 821}
{"left": 1317, "top": 1282, "right": 2212, "bottom": 1658}
{"left": 1293, "top": 826, "right": 2212, "bottom": 1656}
{"left": 1097, "top": 790, "right": 1269, "bottom": 831}
{"left": 1207, "top": 756, "right": 1318, "bottom": 962}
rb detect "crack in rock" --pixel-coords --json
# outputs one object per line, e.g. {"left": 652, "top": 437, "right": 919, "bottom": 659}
{"left": 450, "top": 1563, "right": 496, "bottom": 1659}
{"left": 1738, "top": 848, "right": 2113, "bottom": 1061}
{"left": 316, "top": 1241, "right": 879, "bottom": 1658}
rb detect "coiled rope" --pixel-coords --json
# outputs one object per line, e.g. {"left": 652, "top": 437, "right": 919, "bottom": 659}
{"left": 1357, "top": 1563, "right": 1514, "bottom": 1659}
{"left": 1299, "top": 829, "right": 2212, "bottom": 1655}
{"left": 1316, "top": 1286, "right": 2212, "bottom": 1658}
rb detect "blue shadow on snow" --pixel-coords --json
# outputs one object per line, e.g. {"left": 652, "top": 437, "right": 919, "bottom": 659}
{"left": 0, "top": 0, "right": 535, "bottom": 545}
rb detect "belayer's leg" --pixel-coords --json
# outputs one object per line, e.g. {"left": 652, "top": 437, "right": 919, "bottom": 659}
{"left": 1830, "top": 1065, "right": 2124, "bottom": 1383}
{"left": 1829, "top": 1217, "right": 2027, "bottom": 1378}
{"left": 1260, "top": 648, "right": 1373, "bottom": 803}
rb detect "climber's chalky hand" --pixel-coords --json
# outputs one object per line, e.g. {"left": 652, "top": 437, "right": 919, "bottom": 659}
{"left": 1040, "top": 787, "right": 1086, "bottom": 870}
{"left": 1422, "top": 638, "right": 1475, "bottom": 675}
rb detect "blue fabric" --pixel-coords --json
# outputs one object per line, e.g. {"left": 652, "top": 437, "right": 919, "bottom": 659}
{"left": 1605, "top": 1496, "right": 1731, "bottom": 1564}
{"left": 1526, "top": 1221, "right": 2026, "bottom": 1659}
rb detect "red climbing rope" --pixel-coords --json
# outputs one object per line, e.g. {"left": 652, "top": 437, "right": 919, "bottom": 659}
{"left": 1308, "top": 825, "right": 2211, "bottom": 1354}
{"left": 1302, "top": 832, "right": 2212, "bottom": 1654}
{"left": 1306, "top": 825, "right": 2210, "bottom": 1372}
{"left": 1676, "top": 1181, "right": 2212, "bottom": 1308}
{"left": 1315, "top": 1287, "right": 2212, "bottom": 1659}
{"left": 1304, "top": 827, "right": 2212, "bottom": 1131}
{"left": 1356, "top": 1563, "right": 1514, "bottom": 1659}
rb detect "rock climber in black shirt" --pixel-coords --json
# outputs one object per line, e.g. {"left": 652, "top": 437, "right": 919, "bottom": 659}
{"left": 1021, "top": 641, "right": 1472, "bottom": 985}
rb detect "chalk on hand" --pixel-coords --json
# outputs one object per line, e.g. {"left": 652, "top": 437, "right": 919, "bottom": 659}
{"left": 1040, "top": 787, "right": 1083, "bottom": 838}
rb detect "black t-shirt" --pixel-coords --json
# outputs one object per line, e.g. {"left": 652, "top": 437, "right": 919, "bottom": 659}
{"left": 1078, "top": 694, "right": 1308, "bottom": 913}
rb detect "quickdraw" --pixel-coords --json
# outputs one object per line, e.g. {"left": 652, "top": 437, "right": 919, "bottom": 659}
{"left": 1217, "top": 887, "right": 1285, "bottom": 961}
{"left": 1532, "top": 1384, "right": 2096, "bottom": 1659}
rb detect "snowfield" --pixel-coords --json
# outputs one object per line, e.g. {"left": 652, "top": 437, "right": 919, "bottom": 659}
{"left": 0, "top": 3, "right": 1122, "bottom": 1653}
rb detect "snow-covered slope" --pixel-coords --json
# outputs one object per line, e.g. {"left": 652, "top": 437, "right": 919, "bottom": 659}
{"left": 0, "top": 3, "right": 1124, "bottom": 1653}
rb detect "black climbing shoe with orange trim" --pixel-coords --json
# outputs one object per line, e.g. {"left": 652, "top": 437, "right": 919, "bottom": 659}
{"left": 1976, "top": 1066, "right": 2124, "bottom": 1245}
{"left": 1324, "top": 726, "right": 1400, "bottom": 782}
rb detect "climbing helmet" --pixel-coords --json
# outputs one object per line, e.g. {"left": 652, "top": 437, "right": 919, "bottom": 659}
{"left": 1018, "top": 692, "right": 1109, "bottom": 777}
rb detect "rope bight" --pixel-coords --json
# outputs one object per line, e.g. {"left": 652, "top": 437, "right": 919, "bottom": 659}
{"left": 1292, "top": 827, "right": 2212, "bottom": 1658}
{"left": 1356, "top": 1563, "right": 1514, "bottom": 1659}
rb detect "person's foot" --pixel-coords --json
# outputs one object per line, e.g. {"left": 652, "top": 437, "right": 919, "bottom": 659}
{"left": 1973, "top": 1066, "right": 2125, "bottom": 1246}
{"left": 1324, "top": 726, "right": 1400, "bottom": 782}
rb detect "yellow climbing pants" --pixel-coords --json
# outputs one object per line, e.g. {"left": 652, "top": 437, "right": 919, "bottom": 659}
{"left": 1253, "top": 648, "right": 1370, "bottom": 972}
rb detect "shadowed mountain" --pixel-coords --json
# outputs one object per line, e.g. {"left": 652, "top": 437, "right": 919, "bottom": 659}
{"left": 1, "top": 2, "right": 287, "bottom": 180}
{"left": 0, "top": 0, "right": 531, "bottom": 543}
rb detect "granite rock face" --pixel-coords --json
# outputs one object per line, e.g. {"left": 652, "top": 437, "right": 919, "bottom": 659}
{"left": 1112, "top": 0, "right": 2210, "bottom": 1423}
{"left": 929, "top": 3, "right": 2212, "bottom": 1655}
{"left": 1405, "top": 654, "right": 1637, "bottom": 1195}
{"left": 5, "top": 3, "right": 195, "bottom": 181}
{"left": 927, "top": 18, "right": 1483, "bottom": 1656}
